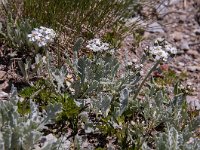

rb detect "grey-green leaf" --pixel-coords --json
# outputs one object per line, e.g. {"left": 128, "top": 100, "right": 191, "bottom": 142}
{"left": 119, "top": 88, "right": 129, "bottom": 116}
{"left": 73, "top": 37, "right": 83, "bottom": 52}
{"left": 100, "top": 93, "right": 112, "bottom": 117}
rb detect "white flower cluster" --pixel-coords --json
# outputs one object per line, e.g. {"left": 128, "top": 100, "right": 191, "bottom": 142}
{"left": 149, "top": 38, "right": 177, "bottom": 61}
{"left": 86, "top": 38, "right": 110, "bottom": 52}
{"left": 27, "top": 26, "right": 56, "bottom": 47}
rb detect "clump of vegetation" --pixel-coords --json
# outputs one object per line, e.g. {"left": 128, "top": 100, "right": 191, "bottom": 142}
{"left": 0, "top": 0, "right": 199, "bottom": 149}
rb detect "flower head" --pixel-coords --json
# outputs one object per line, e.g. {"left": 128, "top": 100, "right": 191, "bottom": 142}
{"left": 148, "top": 38, "right": 177, "bottom": 61}
{"left": 27, "top": 26, "right": 56, "bottom": 47}
{"left": 86, "top": 38, "right": 110, "bottom": 52}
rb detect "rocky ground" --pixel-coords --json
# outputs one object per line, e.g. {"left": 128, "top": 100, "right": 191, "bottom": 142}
{"left": 118, "top": 0, "right": 200, "bottom": 110}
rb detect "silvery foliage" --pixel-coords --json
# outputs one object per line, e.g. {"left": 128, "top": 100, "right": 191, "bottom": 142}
{"left": 74, "top": 134, "right": 94, "bottom": 150}
{"left": 0, "top": 85, "right": 62, "bottom": 150}
{"left": 72, "top": 37, "right": 144, "bottom": 118}
{"left": 0, "top": 17, "right": 32, "bottom": 49}
{"left": 69, "top": 38, "right": 146, "bottom": 137}
{"left": 18, "top": 57, "right": 32, "bottom": 81}
{"left": 115, "top": 87, "right": 129, "bottom": 117}
{"left": 156, "top": 126, "right": 200, "bottom": 150}
{"left": 51, "top": 66, "right": 68, "bottom": 92}
{"left": 141, "top": 85, "right": 200, "bottom": 150}
{"left": 17, "top": 54, "right": 48, "bottom": 81}
{"left": 94, "top": 93, "right": 113, "bottom": 117}
{"left": 74, "top": 52, "right": 131, "bottom": 118}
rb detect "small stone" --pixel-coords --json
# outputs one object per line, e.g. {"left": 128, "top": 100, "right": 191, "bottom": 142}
{"left": 171, "top": 31, "right": 183, "bottom": 41}
{"left": 0, "top": 71, "right": 6, "bottom": 80}
{"left": 187, "top": 66, "right": 200, "bottom": 72}
{"left": 187, "top": 81, "right": 193, "bottom": 86}
{"left": 169, "top": 0, "right": 182, "bottom": 5}
{"left": 143, "top": 32, "right": 151, "bottom": 38}
{"left": 183, "top": 35, "right": 189, "bottom": 39}
{"left": 132, "top": 59, "right": 138, "bottom": 63}
{"left": 194, "top": 29, "right": 200, "bottom": 35}
{"left": 187, "top": 50, "right": 199, "bottom": 58}
{"left": 0, "top": 91, "right": 8, "bottom": 100}
{"left": 0, "top": 80, "right": 9, "bottom": 90}
{"left": 156, "top": 4, "right": 168, "bottom": 17}
{"left": 180, "top": 41, "right": 190, "bottom": 50}
{"left": 147, "top": 22, "right": 165, "bottom": 33}
{"left": 125, "top": 17, "right": 146, "bottom": 27}
{"left": 178, "top": 15, "right": 187, "bottom": 23}
{"left": 186, "top": 96, "right": 200, "bottom": 110}
{"left": 178, "top": 62, "right": 185, "bottom": 66}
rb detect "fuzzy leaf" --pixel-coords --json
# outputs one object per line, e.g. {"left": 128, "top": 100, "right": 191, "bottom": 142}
{"left": 73, "top": 37, "right": 83, "bottom": 52}
{"left": 118, "top": 88, "right": 129, "bottom": 116}
{"left": 77, "top": 57, "right": 90, "bottom": 84}
{"left": 45, "top": 103, "right": 62, "bottom": 123}
{"left": 100, "top": 93, "right": 112, "bottom": 117}
{"left": 52, "top": 66, "right": 68, "bottom": 92}
{"left": 85, "top": 80, "right": 99, "bottom": 94}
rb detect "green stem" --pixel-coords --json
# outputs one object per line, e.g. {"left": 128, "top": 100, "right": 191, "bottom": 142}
{"left": 133, "top": 61, "right": 160, "bottom": 101}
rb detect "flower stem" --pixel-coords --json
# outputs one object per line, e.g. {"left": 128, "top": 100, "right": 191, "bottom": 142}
{"left": 133, "top": 61, "right": 160, "bottom": 101}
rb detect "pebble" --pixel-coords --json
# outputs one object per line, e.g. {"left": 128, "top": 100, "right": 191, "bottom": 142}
{"left": 156, "top": 4, "right": 168, "bottom": 17}
{"left": 0, "top": 91, "right": 8, "bottom": 100}
{"left": 178, "top": 62, "right": 185, "bottom": 66}
{"left": 0, "top": 71, "right": 6, "bottom": 80}
{"left": 187, "top": 66, "right": 200, "bottom": 72}
{"left": 187, "top": 50, "right": 199, "bottom": 58}
{"left": 194, "top": 29, "right": 200, "bottom": 35}
{"left": 169, "top": 0, "right": 182, "bottom": 5}
{"left": 125, "top": 17, "right": 146, "bottom": 27}
{"left": 171, "top": 31, "right": 183, "bottom": 41}
{"left": 0, "top": 80, "right": 9, "bottom": 90}
{"left": 180, "top": 41, "right": 190, "bottom": 50}
{"left": 186, "top": 96, "right": 200, "bottom": 110}
{"left": 147, "top": 22, "right": 165, "bottom": 33}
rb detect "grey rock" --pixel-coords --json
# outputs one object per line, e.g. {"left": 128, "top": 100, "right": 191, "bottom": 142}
{"left": 194, "top": 29, "right": 200, "bottom": 35}
{"left": 125, "top": 17, "right": 146, "bottom": 27}
{"left": 187, "top": 96, "right": 200, "bottom": 110}
{"left": 0, "top": 71, "right": 6, "bottom": 80}
{"left": 171, "top": 31, "right": 183, "bottom": 41}
{"left": 180, "top": 41, "right": 190, "bottom": 50}
{"left": 178, "top": 62, "right": 185, "bottom": 67}
{"left": 187, "top": 66, "right": 200, "bottom": 72}
{"left": 187, "top": 50, "right": 199, "bottom": 58}
{"left": 0, "top": 91, "right": 8, "bottom": 100}
{"left": 147, "top": 22, "right": 165, "bottom": 33}
{"left": 156, "top": 4, "right": 168, "bottom": 17}
{"left": 169, "top": 0, "right": 182, "bottom": 5}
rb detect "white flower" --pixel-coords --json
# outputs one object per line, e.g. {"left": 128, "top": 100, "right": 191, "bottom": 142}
{"left": 166, "top": 45, "right": 177, "bottom": 54}
{"left": 154, "top": 37, "right": 165, "bottom": 44}
{"left": 127, "top": 61, "right": 132, "bottom": 66}
{"left": 38, "top": 41, "right": 47, "bottom": 47}
{"left": 27, "top": 26, "right": 56, "bottom": 47}
{"left": 156, "top": 50, "right": 169, "bottom": 61}
{"left": 170, "top": 47, "right": 177, "bottom": 54}
{"left": 86, "top": 38, "right": 110, "bottom": 52}
{"left": 135, "top": 63, "right": 144, "bottom": 69}
{"left": 149, "top": 38, "right": 177, "bottom": 61}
